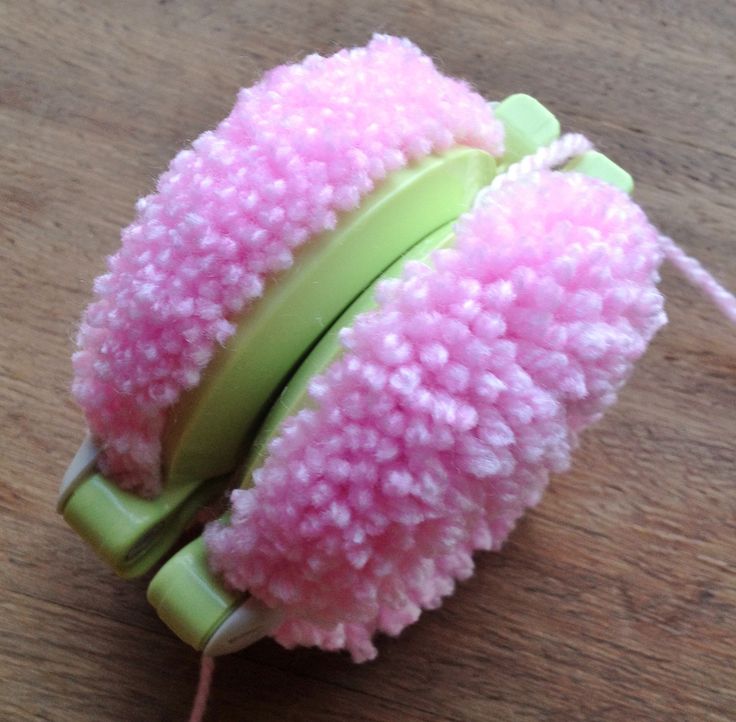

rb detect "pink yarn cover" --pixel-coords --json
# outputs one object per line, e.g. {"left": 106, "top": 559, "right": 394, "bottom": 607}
{"left": 205, "top": 171, "right": 667, "bottom": 661}
{"left": 71, "top": 35, "right": 504, "bottom": 495}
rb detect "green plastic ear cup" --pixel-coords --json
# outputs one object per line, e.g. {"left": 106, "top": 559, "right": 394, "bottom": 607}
{"left": 61, "top": 145, "right": 497, "bottom": 577}
{"left": 150, "top": 94, "right": 633, "bottom": 651}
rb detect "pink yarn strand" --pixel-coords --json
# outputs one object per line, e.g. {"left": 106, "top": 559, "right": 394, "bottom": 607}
{"left": 188, "top": 656, "right": 215, "bottom": 722}
{"left": 659, "top": 235, "right": 736, "bottom": 324}
{"left": 494, "top": 132, "right": 594, "bottom": 188}
{"left": 473, "top": 133, "right": 594, "bottom": 209}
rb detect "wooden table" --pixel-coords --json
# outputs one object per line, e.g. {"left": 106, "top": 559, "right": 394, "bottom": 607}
{"left": 2, "top": 2, "right": 734, "bottom": 720}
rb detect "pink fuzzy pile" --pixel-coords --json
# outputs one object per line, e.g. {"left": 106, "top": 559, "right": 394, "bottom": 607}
{"left": 71, "top": 35, "right": 504, "bottom": 495}
{"left": 205, "top": 171, "right": 667, "bottom": 661}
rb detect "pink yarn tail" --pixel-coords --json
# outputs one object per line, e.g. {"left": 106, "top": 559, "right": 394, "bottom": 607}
{"left": 188, "top": 655, "right": 215, "bottom": 722}
{"left": 492, "top": 133, "right": 593, "bottom": 189}
{"left": 659, "top": 235, "right": 736, "bottom": 324}
{"left": 474, "top": 132, "right": 594, "bottom": 206}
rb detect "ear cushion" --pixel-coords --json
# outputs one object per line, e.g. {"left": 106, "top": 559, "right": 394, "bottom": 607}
{"left": 205, "top": 170, "right": 667, "bottom": 661}
{"left": 71, "top": 34, "right": 503, "bottom": 495}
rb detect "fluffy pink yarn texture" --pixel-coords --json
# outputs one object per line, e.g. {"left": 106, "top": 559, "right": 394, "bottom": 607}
{"left": 71, "top": 34, "right": 504, "bottom": 495}
{"left": 205, "top": 171, "right": 667, "bottom": 662}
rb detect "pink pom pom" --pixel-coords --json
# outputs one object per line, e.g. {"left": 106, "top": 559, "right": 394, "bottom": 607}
{"left": 72, "top": 34, "right": 504, "bottom": 495}
{"left": 205, "top": 171, "right": 667, "bottom": 662}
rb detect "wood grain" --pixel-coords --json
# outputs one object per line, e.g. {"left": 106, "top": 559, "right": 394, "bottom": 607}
{"left": 1, "top": 1, "right": 734, "bottom": 720}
